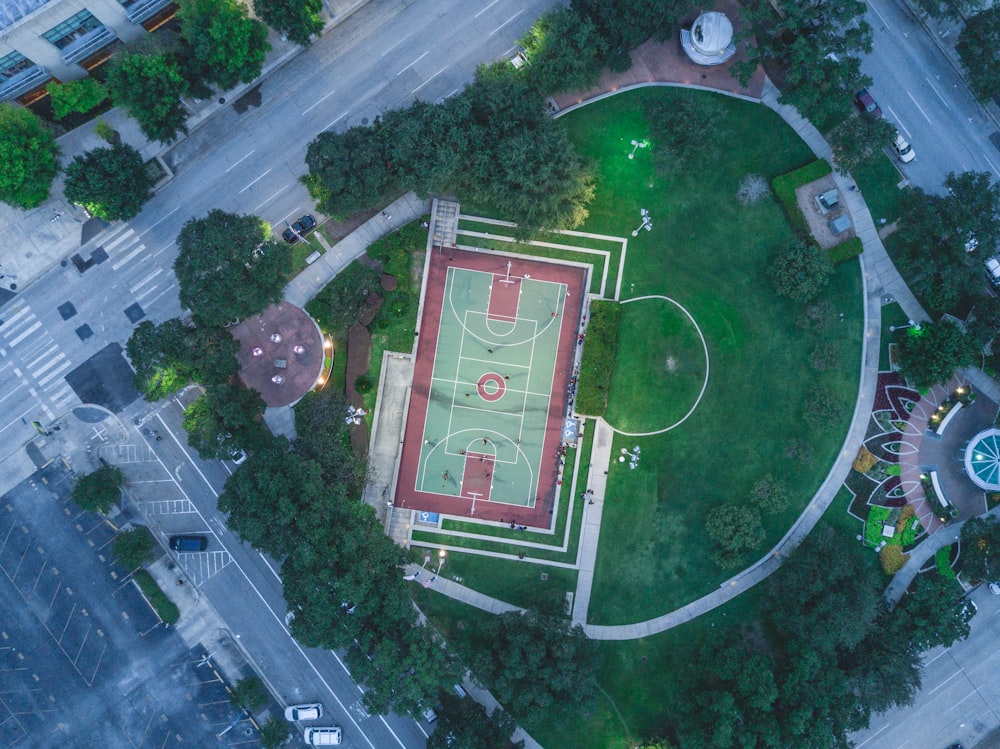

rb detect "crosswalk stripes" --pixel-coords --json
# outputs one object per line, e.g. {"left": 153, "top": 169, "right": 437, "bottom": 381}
{"left": 0, "top": 304, "right": 78, "bottom": 415}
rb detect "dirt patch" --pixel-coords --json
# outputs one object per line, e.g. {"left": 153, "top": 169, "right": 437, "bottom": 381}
{"left": 380, "top": 273, "right": 398, "bottom": 291}
{"left": 794, "top": 175, "right": 856, "bottom": 249}
{"left": 665, "top": 355, "right": 678, "bottom": 372}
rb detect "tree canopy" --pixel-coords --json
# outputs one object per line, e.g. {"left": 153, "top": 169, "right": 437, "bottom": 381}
{"left": 254, "top": 0, "right": 324, "bottom": 47}
{"left": 705, "top": 504, "right": 764, "bottom": 568}
{"left": 174, "top": 209, "right": 291, "bottom": 327}
{"left": 112, "top": 526, "right": 154, "bottom": 569}
{"left": 293, "top": 388, "right": 366, "bottom": 491}
{"left": 957, "top": 6, "right": 1000, "bottom": 104}
{"left": 73, "top": 463, "right": 124, "bottom": 514}
{"left": 64, "top": 143, "right": 154, "bottom": 221}
{"left": 890, "top": 574, "right": 974, "bottom": 651}
{"left": 959, "top": 515, "right": 1000, "bottom": 582}
{"left": 893, "top": 171, "right": 1000, "bottom": 314}
{"left": 126, "top": 318, "right": 239, "bottom": 399}
{"left": 47, "top": 78, "right": 109, "bottom": 120}
{"left": 0, "top": 104, "right": 60, "bottom": 210}
{"left": 107, "top": 51, "right": 190, "bottom": 144}
{"left": 643, "top": 92, "right": 724, "bottom": 174}
{"left": 179, "top": 0, "right": 271, "bottom": 90}
{"left": 768, "top": 239, "right": 833, "bottom": 304}
{"left": 571, "top": 0, "right": 693, "bottom": 71}
{"left": 182, "top": 383, "right": 266, "bottom": 460}
{"left": 426, "top": 693, "right": 522, "bottom": 749}
{"left": 829, "top": 114, "right": 895, "bottom": 175}
{"left": 895, "top": 319, "right": 978, "bottom": 391}
{"left": 518, "top": 8, "right": 607, "bottom": 95}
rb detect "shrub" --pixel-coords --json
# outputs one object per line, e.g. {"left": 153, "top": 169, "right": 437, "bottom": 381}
{"left": 827, "top": 236, "right": 863, "bottom": 264}
{"left": 768, "top": 239, "right": 833, "bottom": 304}
{"left": 936, "top": 546, "right": 957, "bottom": 579}
{"left": 94, "top": 119, "right": 117, "bottom": 143}
{"left": 355, "top": 374, "right": 374, "bottom": 393}
{"left": 810, "top": 340, "right": 840, "bottom": 371}
{"left": 47, "top": 78, "right": 108, "bottom": 120}
{"left": 803, "top": 383, "right": 843, "bottom": 427}
{"left": 576, "top": 301, "right": 621, "bottom": 416}
{"left": 864, "top": 505, "right": 892, "bottom": 546}
{"left": 771, "top": 159, "right": 834, "bottom": 237}
{"left": 853, "top": 446, "right": 878, "bottom": 473}
{"left": 706, "top": 504, "right": 764, "bottom": 569}
{"left": 751, "top": 474, "right": 790, "bottom": 514}
{"left": 133, "top": 569, "right": 180, "bottom": 624}
{"left": 879, "top": 543, "right": 908, "bottom": 574}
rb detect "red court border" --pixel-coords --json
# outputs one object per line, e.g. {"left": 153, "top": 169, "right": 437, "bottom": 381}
{"left": 394, "top": 247, "right": 586, "bottom": 529}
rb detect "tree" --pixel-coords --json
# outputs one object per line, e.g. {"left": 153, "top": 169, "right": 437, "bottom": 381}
{"left": 73, "top": 464, "right": 124, "bottom": 513}
{"left": 914, "top": 0, "right": 985, "bottom": 21}
{"left": 306, "top": 259, "right": 381, "bottom": 332}
{"left": 765, "top": 524, "right": 883, "bottom": 653}
{"left": 254, "top": 0, "right": 324, "bottom": 47}
{"left": 959, "top": 515, "right": 1000, "bottom": 582}
{"left": 644, "top": 93, "right": 724, "bottom": 173}
{"left": 113, "top": 527, "right": 154, "bottom": 569}
{"left": 259, "top": 716, "right": 291, "bottom": 749}
{"left": 303, "top": 125, "right": 399, "bottom": 220}
{"left": 47, "top": 78, "right": 108, "bottom": 120}
{"left": 571, "top": 0, "right": 693, "bottom": 71}
{"left": 0, "top": 104, "right": 60, "bottom": 209}
{"left": 957, "top": 7, "right": 1000, "bottom": 103}
{"left": 895, "top": 319, "right": 978, "bottom": 391}
{"left": 180, "top": 0, "right": 271, "bottom": 90}
{"left": 63, "top": 143, "right": 154, "bottom": 221}
{"left": 751, "top": 474, "right": 790, "bottom": 514}
{"left": 890, "top": 574, "right": 974, "bottom": 651}
{"left": 803, "top": 383, "right": 844, "bottom": 428}
{"left": 230, "top": 675, "right": 268, "bottom": 711}
{"left": 127, "top": 319, "right": 196, "bottom": 399}
{"left": 218, "top": 440, "right": 333, "bottom": 557}
{"left": 174, "top": 210, "right": 291, "bottom": 327}
{"left": 185, "top": 326, "right": 241, "bottom": 386}
{"left": 768, "top": 240, "right": 833, "bottom": 304}
{"left": 183, "top": 383, "right": 266, "bottom": 460}
{"left": 426, "top": 693, "right": 522, "bottom": 749}
{"left": 893, "top": 172, "right": 1000, "bottom": 313}
{"left": 519, "top": 8, "right": 608, "bottom": 95}
{"left": 107, "top": 51, "right": 190, "bottom": 144}
{"left": 467, "top": 609, "right": 599, "bottom": 725}
{"left": 705, "top": 504, "right": 764, "bottom": 568}
{"left": 829, "top": 114, "right": 895, "bottom": 174}
{"left": 293, "top": 388, "right": 366, "bottom": 492}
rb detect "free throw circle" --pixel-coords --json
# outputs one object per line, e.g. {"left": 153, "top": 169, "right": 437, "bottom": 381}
{"left": 477, "top": 373, "right": 506, "bottom": 402}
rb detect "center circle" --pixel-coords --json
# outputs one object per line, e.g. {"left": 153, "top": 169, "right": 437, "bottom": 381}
{"left": 477, "top": 373, "right": 506, "bottom": 402}
{"left": 603, "top": 296, "right": 710, "bottom": 436}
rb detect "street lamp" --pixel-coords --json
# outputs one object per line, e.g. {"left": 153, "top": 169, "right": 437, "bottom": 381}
{"left": 889, "top": 319, "right": 922, "bottom": 332}
{"left": 631, "top": 208, "right": 652, "bottom": 237}
{"left": 436, "top": 549, "right": 447, "bottom": 574}
{"left": 628, "top": 139, "right": 649, "bottom": 159}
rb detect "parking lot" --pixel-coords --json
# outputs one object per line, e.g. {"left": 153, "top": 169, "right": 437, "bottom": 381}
{"left": 0, "top": 461, "right": 266, "bottom": 747}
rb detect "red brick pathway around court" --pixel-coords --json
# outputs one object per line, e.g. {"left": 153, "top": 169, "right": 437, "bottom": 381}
{"left": 393, "top": 248, "right": 586, "bottom": 528}
{"left": 550, "top": 0, "right": 765, "bottom": 113}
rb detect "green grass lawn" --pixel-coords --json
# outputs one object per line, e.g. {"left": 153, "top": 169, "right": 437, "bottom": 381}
{"left": 555, "top": 89, "right": 862, "bottom": 624}
{"left": 851, "top": 153, "right": 909, "bottom": 226}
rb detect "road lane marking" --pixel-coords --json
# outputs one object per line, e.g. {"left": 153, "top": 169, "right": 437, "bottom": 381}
{"left": 225, "top": 150, "right": 256, "bottom": 172}
{"left": 137, "top": 206, "right": 179, "bottom": 239}
{"left": 324, "top": 109, "right": 350, "bottom": 131}
{"left": 475, "top": 0, "right": 501, "bottom": 17}
{"left": 984, "top": 154, "right": 1000, "bottom": 178}
{"left": 379, "top": 33, "right": 410, "bottom": 58}
{"left": 239, "top": 169, "right": 272, "bottom": 193}
{"left": 905, "top": 90, "right": 933, "bottom": 124}
{"left": 867, "top": 0, "right": 890, "bottom": 30}
{"left": 254, "top": 184, "right": 290, "bottom": 212}
{"left": 412, "top": 66, "right": 448, "bottom": 94}
{"left": 0, "top": 404, "right": 35, "bottom": 436}
{"left": 924, "top": 77, "right": 950, "bottom": 107}
{"left": 885, "top": 107, "right": 912, "bottom": 139}
{"left": 929, "top": 669, "right": 964, "bottom": 694}
{"left": 489, "top": 9, "right": 524, "bottom": 36}
{"left": 302, "top": 89, "right": 337, "bottom": 115}
{"left": 397, "top": 50, "right": 429, "bottom": 76}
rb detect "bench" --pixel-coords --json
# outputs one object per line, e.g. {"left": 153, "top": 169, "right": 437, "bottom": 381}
{"left": 935, "top": 401, "right": 963, "bottom": 435}
{"left": 929, "top": 470, "right": 950, "bottom": 508}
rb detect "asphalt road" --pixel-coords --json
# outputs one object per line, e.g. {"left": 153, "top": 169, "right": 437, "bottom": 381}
{"left": 862, "top": 0, "right": 1000, "bottom": 190}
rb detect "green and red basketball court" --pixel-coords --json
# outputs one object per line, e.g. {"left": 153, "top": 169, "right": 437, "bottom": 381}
{"left": 394, "top": 248, "right": 586, "bottom": 528}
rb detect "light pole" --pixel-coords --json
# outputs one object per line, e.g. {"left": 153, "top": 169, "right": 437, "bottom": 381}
{"left": 631, "top": 208, "right": 652, "bottom": 237}
{"left": 628, "top": 139, "right": 649, "bottom": 159}
{"left": 889, "top": 320, "right": 922, "bottom": 333}
{"left": 436, "top": 549, "right": 447, "bottom": 574}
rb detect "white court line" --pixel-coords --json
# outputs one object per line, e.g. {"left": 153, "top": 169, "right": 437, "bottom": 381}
{"left": 474, "top": 0, "right": 501, "bottom": 17}
{"left": 489, "top": 9, "right": 523, "bottom": 36}
{"left": 302, "top": 89, "right": 336, "bottom": 115}
{"left": 225, "top": 150, "right": 256, "bottom": 172}
{"left": 412, "top": 66, "right": 448, "bottom": 94}
{"left": 112, "top": 243, "right": 147, "bottom": 271}
{"left": 239, "top": 169, "right": 272, "bottom": 193}
{"left": 906, "top": 90, "right": 933, "bottom": 124}
{"left": 7, "top": 321, "right": 42, "bottom": 347}
{"left": 130, "top": 268, "right": 162, "bottom": 293}
{"left": 397, "top": 50, "right": 429, "bottom": 76}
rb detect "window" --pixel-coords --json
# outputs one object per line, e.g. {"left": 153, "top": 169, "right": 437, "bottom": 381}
{"left": 0, "top": 51, "right": 34, "bottom": 80}
{"left": 42, "top": 10, "right": 104, "bottom": 50}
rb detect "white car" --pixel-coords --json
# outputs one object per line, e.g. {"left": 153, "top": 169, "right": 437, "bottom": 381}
{"left": 303, "top": 726, "right": 341, "bottom": 745}
{"left": 284, "top": 703, "right": 322, "bottom": 721}
{"left": 892, "top": 132, "right": 916, "bottom": 163}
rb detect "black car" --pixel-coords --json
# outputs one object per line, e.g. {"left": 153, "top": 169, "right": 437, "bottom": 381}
{"left": 282, "top": 215, "right": 317, "bottom": 243}
{"left": 169, "top": 535, "right": 208, "bottom": 552}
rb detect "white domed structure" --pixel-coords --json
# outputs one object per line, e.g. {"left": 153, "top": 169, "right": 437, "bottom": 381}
{"left": 681, "top": 11, "right": 737, "bottom": 66}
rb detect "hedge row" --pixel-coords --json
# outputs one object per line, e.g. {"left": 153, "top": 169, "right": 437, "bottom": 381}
{"left": 772, "top": 159, "right": 833, "bottom": 237}
{"left": 827, "top": 236, "right": 863, "bottom": 265}
{"left": 576, "top": 300, "right": 621, "bottom": 416}
{"left": 134, "top": 569, "right": 180, "bottom": 625}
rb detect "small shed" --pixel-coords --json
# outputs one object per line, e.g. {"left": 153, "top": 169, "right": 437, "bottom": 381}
{"left": 815, "top": 189, "right": 839, "bottom": 214}
{"left": 828, "top": 214, "right": 853, "bottom": 235}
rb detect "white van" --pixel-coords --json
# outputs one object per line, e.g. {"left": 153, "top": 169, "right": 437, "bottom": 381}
{"left": 304, "top": 726, "right": 342, "bottom": 745}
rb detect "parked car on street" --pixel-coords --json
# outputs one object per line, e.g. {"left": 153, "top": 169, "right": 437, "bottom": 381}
{"left": 303, "top": 726, "right": 342, "bottom": 745}
{"left": 854, "top": 88, "right": 883, "bottom": 119}
{"left": 284, "top": 703, "right": 322, "bottom": 721}
{"left": 282, "top": 215, "right": 317, "bottom": 243}
{"left": 892, "top": 131, "right": 916, "bottom": 162}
